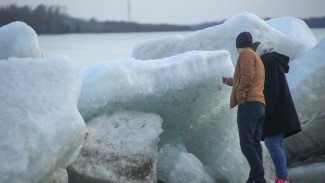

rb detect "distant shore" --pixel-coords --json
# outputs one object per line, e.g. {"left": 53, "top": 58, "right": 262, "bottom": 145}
{"left": 1, "top": 4, "right": 324, "bottom": 34}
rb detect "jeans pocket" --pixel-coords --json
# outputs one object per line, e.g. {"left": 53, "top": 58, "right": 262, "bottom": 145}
{"left": 238, "top": 103, "right": 246, "bottom": 110}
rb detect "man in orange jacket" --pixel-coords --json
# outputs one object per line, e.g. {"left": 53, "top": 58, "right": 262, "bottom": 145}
{"left": 222, "top": 32, "right": 266, "bottom": 183}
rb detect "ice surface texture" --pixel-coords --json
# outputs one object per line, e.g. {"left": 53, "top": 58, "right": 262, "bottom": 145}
{"left": 78, "top": 50, "right": 234, "bottom": 145}
{"left": 77, "top": 50, "right": 255, "bottom": 181}
{"left": 157, "top": 144, "right": 214, "bottom": 183}
{"left": 0, "top": 21, "right": 42, "bottom": 59}
{"left": 286, "top": 40, "right": 325, "bottom": 122}
{"left": 266, "top": 17, "right": 317, "bottom": 52}
{"left": 68, "top": 111, "right": 162, "bottom": 183}
{"left": 132, "top": 12, "right": 316, "bottom": 65}
{"left": 284, "top": 112, "right": 325, "bottom": 183}
{"left": 0, "top": 56, "right": 86, "bottom": 183}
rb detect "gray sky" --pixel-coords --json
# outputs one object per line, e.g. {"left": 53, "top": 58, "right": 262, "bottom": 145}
{"left": 1, "top": 0, "right": 324, "bottom": 25}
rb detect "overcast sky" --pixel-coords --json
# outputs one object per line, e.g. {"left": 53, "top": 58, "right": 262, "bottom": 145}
{"left": 1, "top": 0, "right": 324, "bottom": 25}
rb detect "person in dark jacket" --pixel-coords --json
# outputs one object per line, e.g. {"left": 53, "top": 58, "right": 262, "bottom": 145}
{"left": 252, "top": 42, "right": 302, "bottom": 183}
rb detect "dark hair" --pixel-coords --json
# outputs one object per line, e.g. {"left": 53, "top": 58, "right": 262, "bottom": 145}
{"left": 252, "top": 42, "right": 261, "bottom": 52}
{"left": 236, "top": 32, "right": 253, "bottom": 48}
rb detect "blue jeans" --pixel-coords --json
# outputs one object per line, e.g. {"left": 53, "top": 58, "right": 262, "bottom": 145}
{"left": 237, "top": 102, "right": 266, "bottom": 183}
{"left": 264, "top": 133, "right": 288, "bottom": 179}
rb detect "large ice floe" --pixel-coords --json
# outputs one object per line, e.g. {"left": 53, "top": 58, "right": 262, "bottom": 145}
{"left": 78, "top": 50, "right": 247, "bottom": 182}
{"left": 0, "top": 56, "right": 86, "bottom": 183}
{"left": 284, "top": 112, "right": 325, "bottom": 167}
{"left": 266, "top": 17, "right": 317, "bottom": 52}
{"left": 157, "top": 144, "right": 215, "bottom": 183}
{"left": 283, "top": 41, "right": 325, "bottom": 182}
{"left": 284, "top": 112, "right": 325, "bottom": 183}
{"left": 78, "top": 50, "right": 275, "bottom": 182}
{"left": 132, "top": 12, "right": 317, "bottom": 65}
{"left": 286, "top": 39, "right": 325, "bottom": 122}
{"left": 77, "top": 12, "right": 324, "bottom": 183}
{"left": 68, "top": 111, "right": 163, "bottom": 183}
{"left": 78, "top": 50, "right": 234, "bottom": 144}
{"left": 0, "top": 21, "right": 42, "bottom": 59}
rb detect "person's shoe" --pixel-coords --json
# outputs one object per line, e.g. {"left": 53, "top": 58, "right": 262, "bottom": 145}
{"left": 274, "top": 178, "right": 290, "bottom": 183}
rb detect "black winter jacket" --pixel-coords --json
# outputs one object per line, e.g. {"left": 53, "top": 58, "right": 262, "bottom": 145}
{"left": 261, "top": 52, "right": 301, "bottom": 140}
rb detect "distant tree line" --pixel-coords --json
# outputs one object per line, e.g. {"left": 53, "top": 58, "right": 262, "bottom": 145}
{"left": 304, "top": 17, "right": 325, "bottom": 28}
{"left": 0, "top": 4, "right": 324, "bottom": 34}
{"left": 0, "top": 4, "right": 191, "bottom": 34}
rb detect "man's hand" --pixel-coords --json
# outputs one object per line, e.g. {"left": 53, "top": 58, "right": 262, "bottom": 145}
{"left": 222, "top": 76, "right": 228, "bottom": 85}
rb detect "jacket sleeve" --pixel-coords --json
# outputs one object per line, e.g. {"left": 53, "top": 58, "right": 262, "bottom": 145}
{"left": 227, "top": 77, "right": 234, "bottom": 86}
{"left": 264, "top": 63, "right": 281, "bottom": 114}
{"left": 236, "top": 52, "right": 255, "bottom": 103}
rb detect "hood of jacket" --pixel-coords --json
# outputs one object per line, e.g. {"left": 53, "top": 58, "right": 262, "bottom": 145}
{"left": 262, "top": 52, "right": 290, "bottom": 73}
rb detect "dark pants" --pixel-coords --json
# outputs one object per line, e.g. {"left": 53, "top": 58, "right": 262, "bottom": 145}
{"left": 237, "top": 102, "right": 266, "bottom": 183}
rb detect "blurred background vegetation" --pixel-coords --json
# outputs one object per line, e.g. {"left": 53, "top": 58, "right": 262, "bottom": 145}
{"left": 0, "top": 4, "right": 324, "bottom": 34}
{"left": 0, "top": 4, "right": 192, "bottom": 34}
